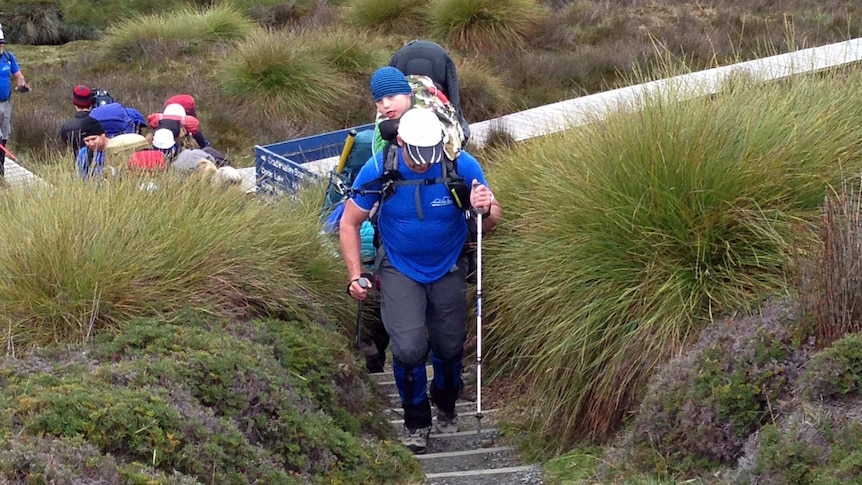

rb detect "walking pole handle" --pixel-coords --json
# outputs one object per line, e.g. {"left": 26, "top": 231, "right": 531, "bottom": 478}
{"left": 336, "top": 129, "right": 358, "bottom": 174}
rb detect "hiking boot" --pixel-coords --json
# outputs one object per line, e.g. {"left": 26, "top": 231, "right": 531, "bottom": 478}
{"left": 435, "top": 410, "right": 459, "bottom": 434}
{"left": 401, "top": 426, "right": 431, "bottom": 454}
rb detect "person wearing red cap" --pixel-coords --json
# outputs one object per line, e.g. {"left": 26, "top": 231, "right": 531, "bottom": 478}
{"left": 59, "top": 85, "right": 95, "bottom": 158}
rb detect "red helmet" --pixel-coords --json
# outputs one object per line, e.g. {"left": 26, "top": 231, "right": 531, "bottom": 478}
{"left": 164, "top": 94, "right": 196, "bottom": 115}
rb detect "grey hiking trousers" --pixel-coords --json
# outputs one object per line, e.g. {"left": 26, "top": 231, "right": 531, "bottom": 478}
{"left": 378, "top": 254, "right": 467, "bottom": 367}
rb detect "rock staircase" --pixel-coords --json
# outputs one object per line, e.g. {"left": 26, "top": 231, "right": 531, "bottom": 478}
{"left": 369, "top": 366, "right": 543, "bottom": 484}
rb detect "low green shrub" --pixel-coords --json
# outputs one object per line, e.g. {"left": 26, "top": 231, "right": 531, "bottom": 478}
{"left": 747, "top": 409, "right": 862, "bottom": 485}
{"left": 626, "top": 302, "right": 805, "bottom": 478}
{"left": 0, "top": 434, "right": 202, "bottom": 484}
{"left": 427, "top": 0, "right": 546, "bottom": 52}
{"left": 799, "top": 333, "right": 862, "bottom": 401}
{"left": 0, "top": 312, "right": 421, "bottom": 484}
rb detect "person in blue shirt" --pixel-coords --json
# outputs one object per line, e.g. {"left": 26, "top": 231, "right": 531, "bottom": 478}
{"left": 339, "top": 107, "right": 502, "bottom": 454}
{"left": 0, "top": 30, "right": 30, "bottom": 178}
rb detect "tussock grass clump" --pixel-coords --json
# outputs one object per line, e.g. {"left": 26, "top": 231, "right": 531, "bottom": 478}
{"left": 309, "top": 28, "right": 393, "bottom": 78}
{"left": 220, "top": 29, "right": 352, "bottom": 122}
{"left": 484, "top": 69, "right": 862, "bottom": 450}
{"left": 100, "top": 6, "right": 254, "bottom": 62}
{"left": 427, "top": 0, "right": 546, "bottom": 52}
{"left": 0, "top": 171, "right": 350, "bottom": 350}
{"left": 342, "top": 0, "right": 426, "bottom": 36}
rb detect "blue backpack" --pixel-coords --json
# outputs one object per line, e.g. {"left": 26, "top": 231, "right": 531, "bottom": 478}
{"left": 90, "top": 102, "right": 147, "bottom": 138}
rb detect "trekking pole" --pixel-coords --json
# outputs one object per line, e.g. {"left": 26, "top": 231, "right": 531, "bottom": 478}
{"left": 474, "top": 208, "right": 484, "bottom": 434}
{"left": 354, "top": 300, "right": 364, "bottom": 350}
{"left": 353, "top": 276, "right": 371, "bottom": 350}
{"left": 0, "top": 143, "right": 18, "bottom": 162}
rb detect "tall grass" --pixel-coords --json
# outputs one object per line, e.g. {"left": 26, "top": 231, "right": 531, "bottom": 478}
{"left": 0, "top": 167, "right": 351, "bottom": 350}
{"left": 100, "top": 5, "right": 254, "bottom": 62}
{"left": 797, "top": 177, "right": 862, "bottom": 348}
{"left": 483, "top": 68, "right": 862, "bottom": 450}
{"left": 427, "top": 0, "right": 545, "bottom": 52}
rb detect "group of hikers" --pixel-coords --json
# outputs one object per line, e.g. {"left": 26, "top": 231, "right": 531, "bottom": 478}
{"left": 56, "top": 86, "right": 241, "bottom": 187}
{"left": 0, "top": 21, "right": 239, "bottom": 187}
{"left": 328, "top": 40, "right": 503, "bottom": 454}
{"left": 2, "top": 31, "right": 504, "bottom": 455}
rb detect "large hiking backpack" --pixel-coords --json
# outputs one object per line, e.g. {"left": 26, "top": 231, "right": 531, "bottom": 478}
{"left": 389, "top": 40, "right": 470, "bottom": 141}
{"left": 92, "top": 89, "right": 114, "bottom": 107}
{"left": 91, "top": 102, "right": 147, "bottom": 138}
{"left": 322, "top": 129, "right": 375, "bottom": 219}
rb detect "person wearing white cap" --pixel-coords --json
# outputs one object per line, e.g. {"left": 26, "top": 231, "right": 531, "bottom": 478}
{"left": 0, "top": 23, "right": 30, "bottom": 179}
{"left": 338, "top": 107, "right": 501, "bottom": 454}
{"left": 152, "top": 127, "right": 178, "bottom": 161}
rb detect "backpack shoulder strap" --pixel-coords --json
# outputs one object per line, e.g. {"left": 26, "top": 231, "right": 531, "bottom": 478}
{"left": 360, "top": 142, "right": 401, "bottom": 194}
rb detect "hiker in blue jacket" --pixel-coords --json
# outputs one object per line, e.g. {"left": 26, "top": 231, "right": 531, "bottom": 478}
{"left": 339, "top": 107, "right": 502, "bottom": 454}
{"left": 76, "top": 116, "right": 109, "bottom": 180}
{"left": 0, "top": 29, "right": 30, "bottom": 178}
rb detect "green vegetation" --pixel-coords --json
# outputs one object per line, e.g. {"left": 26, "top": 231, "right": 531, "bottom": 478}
{"left": 428, "top": 0, "right": 546, "bottom": 52}
{"left": 482, "top": 70, "right": 862, "bottom": 452}
{"left": 800, "top": 333, "right": 862, "bottom": 401}
{"left": 0, "top": 314, "right": 421, "bottom": 483}
{"left": 3, "top": 0, "right": 862, "bottom": 482}
{"left": 626, "top": 306, "right": 803, "bottom": 478}
{"left": 0, "top": 164, "right": 349, "bottom": 348}
{"left": 455, "top": 57, "right": 515, "bottom": 122}
{"left": 342, "top": 0, "right": 426, "bottom": 36}
{"left": 100, "top": 6, "right": 255, "bottom": 63}
{"left": 740, "top": 332, "right": 862, "bottom": 484}
{"left": 7, "top": 1, "right": 862, "bottom": 158}
{"left": 220, "top": 29, "right": 351, "bottom": 123}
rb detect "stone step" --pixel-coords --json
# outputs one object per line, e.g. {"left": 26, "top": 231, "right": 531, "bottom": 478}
{"left": 425, "top": 428, "right": 500, "bottom": 454}
{"left": 425, "top": 465, "right": 543, "bottom": 485}
{"left": 416, "top": 446, "right": 521, "bottom": 474}
{"left": 390, "top": 409, "right": 498, "bottom": 433}
{"left": 375, "top": 379, "right": 399, "bottom": 394}
{"left": 368, "top": 364, "right": 434, "bottom": 383}
{"left": 385, "top": 400, "right": 478, "bottom": 420}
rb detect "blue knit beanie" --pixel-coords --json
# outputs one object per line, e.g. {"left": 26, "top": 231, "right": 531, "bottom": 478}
{"left": 370, "top": 67, "right": 412, "bottom": 102}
